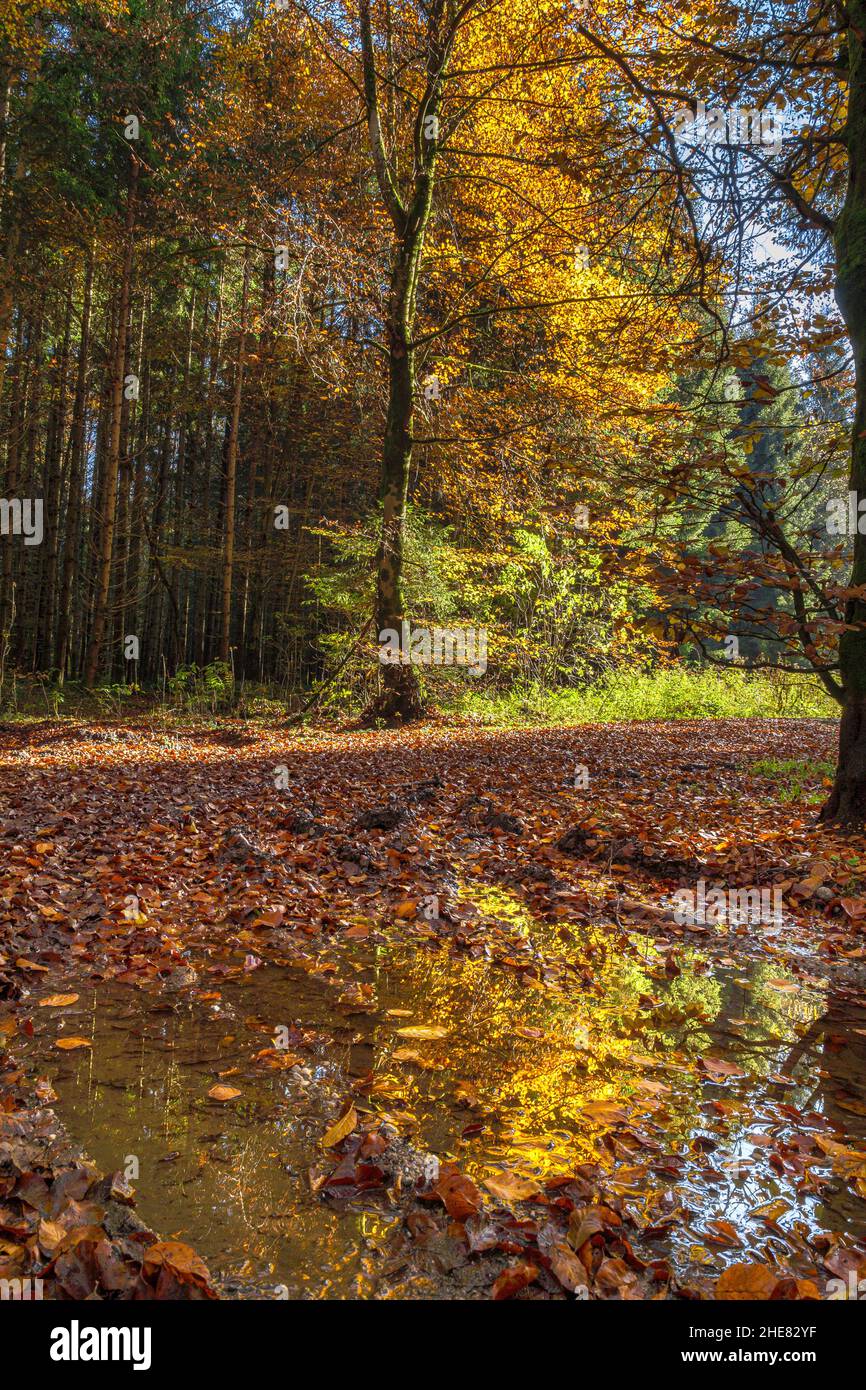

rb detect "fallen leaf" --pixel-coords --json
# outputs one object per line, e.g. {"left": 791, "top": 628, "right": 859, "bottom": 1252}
{"left": 715, "top": 1262, "right": 780, "bottom": 1300}
{"left": 395, "top": 1024, "right": 448, "bottom": 1040}
{"left": 321, "top": 1105, "right": 357, "bottom": 1147}
{"left": 483, "top": 1173, "right": 542, "bottom": 1202}
{"left": 548, "top": 1242, "right": 589, "bottom": 1295}
{"left": 492, "top": 1261, "right": 539, "bottom": 1300}
{"left": 433, "top": 1164, "right": 483, "bottom": 1220}
{"left": 207, "top": 1084, "right": 241, "bottom": 1101}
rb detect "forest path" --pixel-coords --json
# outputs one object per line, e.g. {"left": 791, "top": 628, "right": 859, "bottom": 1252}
{"left": 3, "top": 716, "right": 866, "bottom": 1299}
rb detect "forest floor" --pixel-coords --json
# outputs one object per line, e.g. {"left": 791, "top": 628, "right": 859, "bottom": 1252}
{"left": 2, "top": 715, "right": 866, "bottom": 1300}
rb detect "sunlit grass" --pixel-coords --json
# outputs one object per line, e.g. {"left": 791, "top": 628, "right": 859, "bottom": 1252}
{"left": 750, "top": 756, "right": 835, "bottom": 804}
{"left": 456, "top": 668, "right": 838, "bottom": 727}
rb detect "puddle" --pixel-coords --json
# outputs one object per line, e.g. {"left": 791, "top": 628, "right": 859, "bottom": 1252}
{"left": 30, "top": 886, "right": 866, "bottom": 1296}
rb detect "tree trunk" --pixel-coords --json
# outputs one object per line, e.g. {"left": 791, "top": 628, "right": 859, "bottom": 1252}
{"left": 55, "top": 252, "right": 94, "bottom": 681}
{"left": 369, "top": 290, "right": 424, "bottom": 721}
{"left": 219, "top": 247, "right": 250, "bottom": 665}
{"left": 359, "top": 0, "right": 446, "bottom": 722}
{"left": 84, "top": 160, "right": 138, "bottom": 687}
{"left": 822, "top": 5, "right": 866, "bottom": 824}
{"left": 0, "top": 311, "right": 25, "bottom": 650}
{"left": 37, "top": 283, "right": 72, "bottom": 670}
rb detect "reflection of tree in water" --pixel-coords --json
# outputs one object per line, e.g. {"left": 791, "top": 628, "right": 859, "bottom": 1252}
{"left": 706, "top": 959, "right": 827, "bottom": 1077}
{"left": 780, "top": 987, "right": 866, "bottom": 1139}
{"left": 639, "top": 956, "right": 723, "bottom": 1056}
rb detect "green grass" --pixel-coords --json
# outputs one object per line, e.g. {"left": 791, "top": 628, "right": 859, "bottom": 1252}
{"left": 749, "top": 756, "right": 835, "bottom": 804}
{"left": 455, "top": 668, "right": 838, "bottom": 727}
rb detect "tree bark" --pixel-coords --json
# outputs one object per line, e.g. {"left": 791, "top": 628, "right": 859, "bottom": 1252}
{"left": 360, "top": 0, "right": 450, "bottom": 722}
{"left": 84, "top": 159, "right": 138, "bottom": 687}
{"left": 219, "top": 246, "right": 250, "bottom": 665}
{"left": 822, "top": 4, "right": 866, "bottom": 824}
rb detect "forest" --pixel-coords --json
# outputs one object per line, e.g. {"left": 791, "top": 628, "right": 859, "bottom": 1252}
{"left": 2, "top": 0, "right": 866, "bottom": 1340}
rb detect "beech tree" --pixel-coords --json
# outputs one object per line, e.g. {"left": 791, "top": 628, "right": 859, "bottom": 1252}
{"left": 575, "top": 0, "right": 866, "bottom": 823}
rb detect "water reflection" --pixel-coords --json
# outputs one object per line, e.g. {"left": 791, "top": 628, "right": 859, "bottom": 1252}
{"left": 32, "top": 883, "right": 866, "bottom": 1295}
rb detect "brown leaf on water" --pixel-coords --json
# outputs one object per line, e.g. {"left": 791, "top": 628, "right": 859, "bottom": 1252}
{"left": 253, "top": 1048, "right": 303, "bottom": 1069}
{"left": 568, "top": 1206, "right": 606, "bottom": 1252}
{"left": 704, "top": 1219, "right": 742, "bottom": 1247}
{"left": 483, "top": 1172, "right": 542, "bottom": 1203}
{"left": 814, "top": 1135, "right": 866, "bottom": 1176}
{"left": 715, "top": 1262, "right": 780, "bottom": 1300}
{"left": 454, "top": 1080, "right": 480, "bottom": 1108}
{"left": 432, "top": 1163, "right": 483, "bottom": 1221}
{"left": 492, "top": 1260, "right": 539, "bottom": 1300}
{"left": 549, "top": 1242, "right": 589, "bottom": 1295}
{"left": 55, "top": 1037, "right": 91, "bottom": 1050}
{"left": 595, "top": 1256, "right": 641, "bottom": 1299}
{"left": 38, "top": 994, "right": 79, "bottom": 1008}
{"left": 207, "top": 1084, "right": 241, "bottom": 1101}
{"left": 698, "top": 1055, "right": 746, "bottom": 1080}
{"left": 142, "top": 1239, "right": 215, "bottom": 1294}
{"left": 579, "top": 1100, "right": 628, "bottom": 1125}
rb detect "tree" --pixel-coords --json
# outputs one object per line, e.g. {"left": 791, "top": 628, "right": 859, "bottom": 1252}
{"left": 292, "top": 0, "right": 687, "bottom": 719}
{"left": 574, "top": 0, "right": 866, "bottom": 821}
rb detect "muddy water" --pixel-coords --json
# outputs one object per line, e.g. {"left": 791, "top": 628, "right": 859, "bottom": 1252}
{"left": 31, "top": 887, "right": 866, "bottom": 1297}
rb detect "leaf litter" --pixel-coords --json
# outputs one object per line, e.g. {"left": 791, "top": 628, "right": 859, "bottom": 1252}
{"left": 2, "top": 716, "right": 866, "bottom": 1297}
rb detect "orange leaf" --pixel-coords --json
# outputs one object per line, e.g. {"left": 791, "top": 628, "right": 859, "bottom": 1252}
{"left": 208, "top": 1084, "right": 241, "bottom": 1101}
{"left": 716, "top": 1263, "right": 780, "bottom": 1300}
{"left": 483, "top": 1173, "right": 542, "bottom": 1203}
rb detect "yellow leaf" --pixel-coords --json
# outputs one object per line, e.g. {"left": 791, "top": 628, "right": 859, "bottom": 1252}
{"left": 38, "top": 994, "right": 79, "bottom": 1008}
{"left": 322, "top": 1105, "right": 357, "bottom": 1147}
{"left": 55, "top": 1037, "right": 91, "bottom": 1050}
{"left": 395, "top": 1024, "right": 448, "bottom": 1040}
